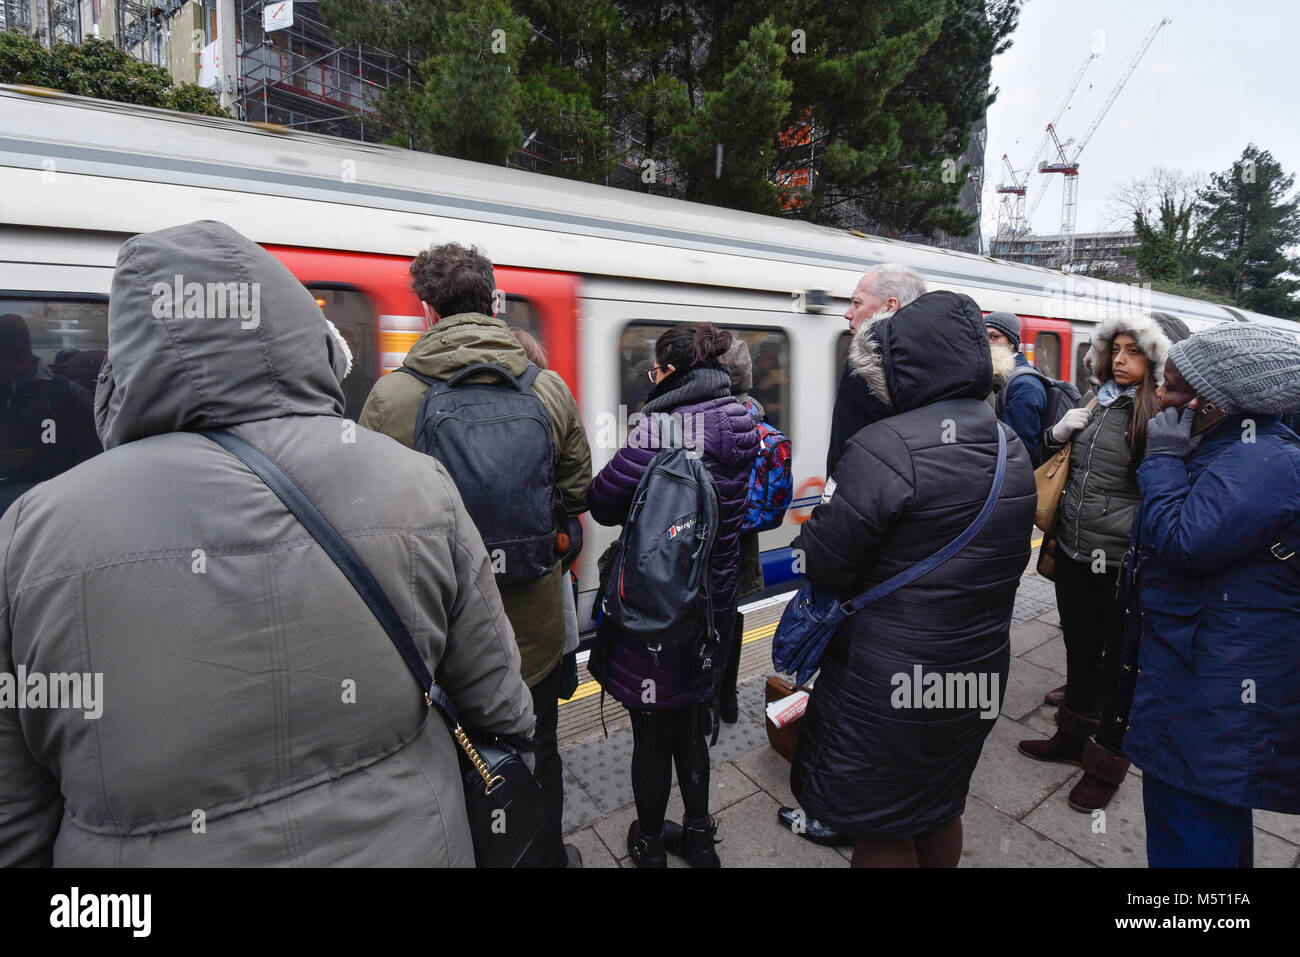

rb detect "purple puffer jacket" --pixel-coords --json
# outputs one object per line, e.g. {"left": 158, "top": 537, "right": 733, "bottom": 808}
{"left": 588, "top": 367, "right": 760, "bottom": 710}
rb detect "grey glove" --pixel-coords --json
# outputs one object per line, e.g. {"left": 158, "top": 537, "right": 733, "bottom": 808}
{"left": 1145, "top": 406, "right": 1204, "bottom": 458}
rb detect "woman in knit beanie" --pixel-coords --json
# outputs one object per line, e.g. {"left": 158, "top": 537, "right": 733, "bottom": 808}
{"left": 1125, "top": 322, "right": 1300, "bottom": 867}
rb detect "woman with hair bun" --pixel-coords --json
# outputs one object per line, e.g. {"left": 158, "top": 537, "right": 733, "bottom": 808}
{"left": 588, "top": 322, "right": 760, "bottom": 868}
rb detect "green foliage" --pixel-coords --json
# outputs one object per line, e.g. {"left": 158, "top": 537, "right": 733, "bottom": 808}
{"left": 1133, "top": 194, "right": 1196, "bottom": 283}
{"left": 320, "top": 0, "right": 1020, "bottom": 235}
{"left": 0, "top": 34, "right": 225, "bottom": 117}
{"left": 673, "top": 18, "right": 791, "bottom": 213}
{"left": 1195, "top": 145, "right": 1300, "bottom": 318}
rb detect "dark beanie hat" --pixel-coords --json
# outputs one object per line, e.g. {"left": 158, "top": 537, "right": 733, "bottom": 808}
{"left": 984, "top": 311, "right": 1021, "bottom": 350}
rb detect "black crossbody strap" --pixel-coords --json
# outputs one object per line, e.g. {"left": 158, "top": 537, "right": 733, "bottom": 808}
{"left": 198, "top": 428, "right": 457, "bottom": 726}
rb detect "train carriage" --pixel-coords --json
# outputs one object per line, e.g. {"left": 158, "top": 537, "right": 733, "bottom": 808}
{"left": 2, "top": 83, "right": 1294, "bottom": 627}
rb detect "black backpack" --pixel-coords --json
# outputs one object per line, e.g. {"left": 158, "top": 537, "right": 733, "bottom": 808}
{"left": 595, "top": 415, "right": 721, "bottom": 661}
{"left": 399, "top": 362, "right": 562, "bottom": 585}
{"left": 997, "top": 365, "right": 1082, "bottom": 466}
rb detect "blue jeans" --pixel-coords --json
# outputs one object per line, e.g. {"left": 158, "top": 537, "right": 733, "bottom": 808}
{"left": 1143, "top": 774, "right": 1253, "bottom": 868}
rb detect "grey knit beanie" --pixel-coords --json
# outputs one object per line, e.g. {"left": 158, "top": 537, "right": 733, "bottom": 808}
{"left": 1168, "top": 323, "right": 1300, "bottom": 415}
{"left": 722, "top": 337, "right": 753, "bottom": 396}
{"left": 984, "top": 311, "right": 1021, "bottom": 350}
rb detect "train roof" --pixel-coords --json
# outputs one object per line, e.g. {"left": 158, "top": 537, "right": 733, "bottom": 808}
{"left": 1, "top": 83, "right": 1295, "bottom": 335}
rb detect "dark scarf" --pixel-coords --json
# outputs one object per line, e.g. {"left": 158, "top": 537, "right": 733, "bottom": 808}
{"left": 643, "top": 364, "right": 731, "bottom": 414}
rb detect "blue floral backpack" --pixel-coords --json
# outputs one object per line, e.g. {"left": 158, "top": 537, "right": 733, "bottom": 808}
{"left": 742, "top": 397, "right": 793, "bottom": 533}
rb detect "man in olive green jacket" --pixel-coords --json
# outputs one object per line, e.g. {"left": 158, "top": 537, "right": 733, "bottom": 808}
{"left": 360, "top": 242, "right": 591, "bottom": 868}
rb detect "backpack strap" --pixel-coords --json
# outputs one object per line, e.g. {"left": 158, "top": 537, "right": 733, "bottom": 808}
{"left": 842, "top": 424, "right": 1008, "bottom": 616}
{"left": 394, "top": 366, "right": 437, "bottom": 387}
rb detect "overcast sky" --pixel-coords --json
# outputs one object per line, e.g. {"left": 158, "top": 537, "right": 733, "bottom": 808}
{"left": 980, "top": 0, "right": 1300, "bottom": 246}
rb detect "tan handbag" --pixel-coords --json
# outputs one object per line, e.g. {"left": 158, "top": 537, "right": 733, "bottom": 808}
{"left": 1034, "top": 445, "right": 1072, "bottom": 534}
{"left": 1033, "top": 398, "right": 1097, "bottom": 534}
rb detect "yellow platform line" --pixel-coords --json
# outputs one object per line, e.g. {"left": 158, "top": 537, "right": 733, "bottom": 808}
{"left": 560, "top": 619, "right": 781, "bottom": 706}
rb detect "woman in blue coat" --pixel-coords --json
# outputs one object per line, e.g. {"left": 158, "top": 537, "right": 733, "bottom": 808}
{"left": 1127, "top": 323, "right": 1300, "bottom": 867}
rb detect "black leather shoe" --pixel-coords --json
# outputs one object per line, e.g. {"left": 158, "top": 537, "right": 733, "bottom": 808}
{"left": 777, "top": 806, "right": 851, "bottom": 847}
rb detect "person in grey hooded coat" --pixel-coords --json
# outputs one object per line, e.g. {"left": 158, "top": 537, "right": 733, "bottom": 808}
{"left": 0, "top": 221, "right": 534, "bottom": 867}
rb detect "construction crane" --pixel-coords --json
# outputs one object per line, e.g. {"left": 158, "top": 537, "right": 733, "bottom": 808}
{"left": 994, "top": 51, "right": 1096, "bottom": 247}
{"left": 1039, "top": 17, "right": 1172, "bottom": 269}
{"left": 994, "top": 154, "right": 1028, "bottom": 242}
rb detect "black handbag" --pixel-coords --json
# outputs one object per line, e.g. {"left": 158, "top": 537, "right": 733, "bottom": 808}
{"left": 200, "top": 428, "right": 545, "bottom": 869}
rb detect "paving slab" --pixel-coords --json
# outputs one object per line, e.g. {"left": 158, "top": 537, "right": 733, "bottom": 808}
{"left": 1010, "top": 618, "right": 1061, "bottom": 657}
{"left": 1255, "top": 809, "right": 1300, "bottom": 846}
{"left": 1021, "top": 769, "right": 1148, "bottom": 867}
{"left": 733, "top": 741, "right": 799, "bottom": 809}
{"left": 712, "top": 790, "right": 847, "bottom": 868}
{"left": 564, "top": 826, "right": 620, "bottom": 868}
{"left": 1013, "top": 576, "right": 1058, "bottom": 621}
{"left": 560, "top": 766, "right": 604, "bottom": 834}
{"left": 1017, "top": 704, "right": 1060, "bottom": 739}
{"left": 1021, "top": 635, "right": 1068, "bottom": 677}
{"left": 1002, "top": 656, "right": 1071, "bottom": 721}
{"left": 587, "top": 761, "right": 759, "bottom": 861}
{"left": 1036, "top": 608, "right": 1061, "bottom": 626}
{"left": 959, "top": 793, "right": 1094, "bottom": 868}
{"left": 968, "top": 717, "right": 1081, "bottom": 819}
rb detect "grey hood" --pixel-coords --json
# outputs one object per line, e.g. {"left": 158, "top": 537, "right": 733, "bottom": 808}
{"left": 95, "top": 220, "right": 349, "bottom": 449}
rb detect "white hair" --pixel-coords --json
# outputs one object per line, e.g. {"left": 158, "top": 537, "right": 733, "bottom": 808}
{"left": 865, "top": 263, "right": 927, "bottom": 309}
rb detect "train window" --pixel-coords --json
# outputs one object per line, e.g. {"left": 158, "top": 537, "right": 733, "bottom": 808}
{"left": 1034, "top": 332, "right": 1061, "bottom": 380}
{"left": 306, "top": 285, "right": 378, "bottom": 420}
{"left": 0, "top": 296, "right": 108, "bottom": 514}
{"left": 617, "top": 322, "right": 791, "bottom": 434}
{"left": 1075, "top": 341, "right": 1091, "bottom": 394}
{"left": 501, "top": 294, "right": 545, "bottom": 355}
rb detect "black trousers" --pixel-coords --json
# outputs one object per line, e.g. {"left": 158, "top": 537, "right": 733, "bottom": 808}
{"left": 517, "top": 663, "right": 565, "bottom": 868}
{"left": 1055, "top": 553, "right": 1127, "bottom": 749}
{"left": 628, "top": 708, "right": 710, "bottom": 835}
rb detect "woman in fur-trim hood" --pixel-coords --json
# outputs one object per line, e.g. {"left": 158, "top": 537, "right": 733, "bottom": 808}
{"left": 1018, "top": 311, "right": 1189, "bottom": 814}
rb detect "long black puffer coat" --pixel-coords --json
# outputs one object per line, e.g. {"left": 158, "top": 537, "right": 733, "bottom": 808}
{"left": 790, "top": 291, "right": 1037, "bottom": 839}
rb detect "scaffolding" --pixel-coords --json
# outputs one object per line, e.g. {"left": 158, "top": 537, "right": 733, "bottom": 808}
{"left": 234, "top": 0, "right": 408, "bottom": 140}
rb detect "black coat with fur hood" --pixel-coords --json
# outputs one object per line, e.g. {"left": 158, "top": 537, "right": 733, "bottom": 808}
{"left": 790, "top": 291, "right": 1037, "bottom": 839}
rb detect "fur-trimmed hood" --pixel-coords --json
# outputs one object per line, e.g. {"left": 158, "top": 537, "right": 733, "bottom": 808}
{"left": 847, "top": 290, "right": 992, "bottom": 413}
{"left": 1084, "top": 313, "right": 1189, "bottom": 387}
{"left": 989, "top": 343, "right": 1017, "bottom": 393}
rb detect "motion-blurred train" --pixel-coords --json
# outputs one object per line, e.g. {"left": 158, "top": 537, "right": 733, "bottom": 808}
{"left": 3, "top": 84, "right": 1295, "bottom": 622}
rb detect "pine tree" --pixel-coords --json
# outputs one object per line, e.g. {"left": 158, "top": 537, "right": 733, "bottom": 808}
{"left": 671, "top": 17, "right": 791, "bottom": 212}
{"left": 1196, "top": 145, "right": 1300, "bottom": 318}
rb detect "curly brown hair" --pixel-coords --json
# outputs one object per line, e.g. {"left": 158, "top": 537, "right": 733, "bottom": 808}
{"left": 409, "top": 243, "right": 495, "bottom": 319}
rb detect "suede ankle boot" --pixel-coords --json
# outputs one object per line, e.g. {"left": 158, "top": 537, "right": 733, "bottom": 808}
{"left": 626, "top": 820, "right": 667, "bottom": 868}
{"left": 1067, "top": 738, "right": 1131, "bottom": 812}
{"left": 1017, "top": 704, "right": 1097, "bottom": 765}
{"left": 662, "top": 815, "right": 721, "bottom": 868}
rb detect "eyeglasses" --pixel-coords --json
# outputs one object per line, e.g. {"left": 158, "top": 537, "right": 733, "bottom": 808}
{"left": 647, "top": 365, "right": 663, "bottom": 383}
